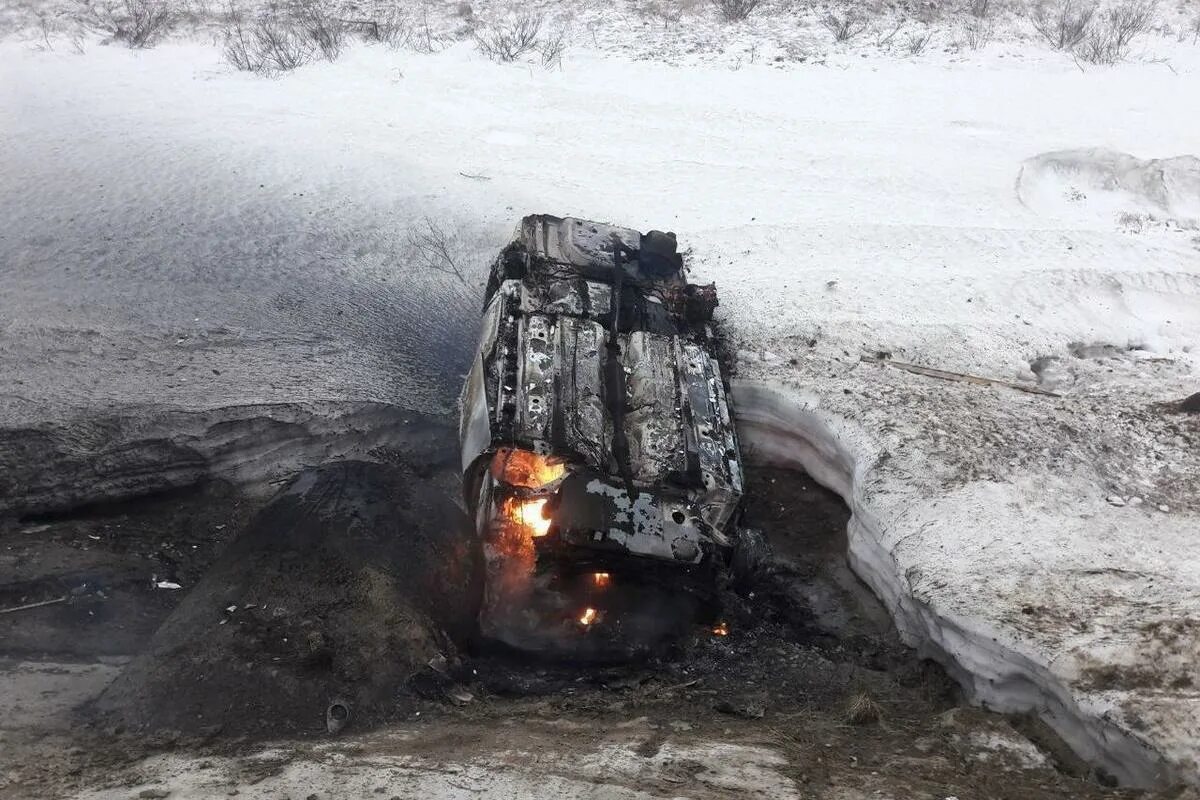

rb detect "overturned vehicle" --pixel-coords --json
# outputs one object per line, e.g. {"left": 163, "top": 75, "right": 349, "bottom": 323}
{"left": 459, "top": 215, "right": 744, "bottom": 657}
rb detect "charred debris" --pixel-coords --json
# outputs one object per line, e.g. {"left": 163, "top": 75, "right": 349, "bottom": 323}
{"left": 459, "top": 215, "right": 747, "bottom": 659}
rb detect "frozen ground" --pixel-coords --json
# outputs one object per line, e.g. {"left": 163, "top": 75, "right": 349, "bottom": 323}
{"left": 0, "top": 655, "right": 1097, "bottom": 800}
{"left": 2, "top": 14, "right": 1199, "bottom": 792}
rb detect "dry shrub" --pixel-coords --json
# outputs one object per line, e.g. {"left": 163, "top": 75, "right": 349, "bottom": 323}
{"left": 712, "top": 0, "right": 763, "bottom": 22}
{"left": 294, "top": 0, "right": 344, "bottom": 61}
{"left": 1075, "top": 0, "right": 1155, "bottom": 61}
{"left": 1030, "top": 0, "right": 1156, "bottom": 63}
{"left": 1031, "top": 0, "right": 1095, "bottom": 49}
{"left": 540, "top": 23, "right": 570, "bottom": 68}
{"left": 77, "top": 0, "right": 175, "bottom": 47}
{"left": 222, "top": 13, "right": 313, "bottom": 73}
{"left": 905, "top": 28, "right": 934, "bottom": 52}
{"left": 961, "top": 15, "right": 995, "bottom": 48}
{"left": 966, "top": 0, "right": 992, "bottom": 18}
{"left": 845, "top": 691, "right": 883, "bottom": 725}
{"left": 354, "top": 8, "right": 410, "bottom": 48}
{"left": 821, "top": 10, "right": 867, "bottom": 41}
{"left": 220, "top": 0, "right": 366, "bottom": 74}
{"left": 408, "top": 8, "right": 447, "bottom": 54}
{"left": 874, "top": 18, "right": 906, "bottom": 47}
{"left": 642, "top": 0, "right": 684, "bottom": 27}
{"left": 474, "top": 12, "right": 542, "bottom": 61}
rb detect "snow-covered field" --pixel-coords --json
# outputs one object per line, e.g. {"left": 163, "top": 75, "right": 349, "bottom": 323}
{"left": 2, "top": 6, "right": 1199, "bottom": 788}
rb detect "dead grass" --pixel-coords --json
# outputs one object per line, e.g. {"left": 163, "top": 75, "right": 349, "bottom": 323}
{"left": 845, "top": 690, "right": 883, "bottom": 724}
{"left": 820, "top": 10, "right": 867, "bottom": 41}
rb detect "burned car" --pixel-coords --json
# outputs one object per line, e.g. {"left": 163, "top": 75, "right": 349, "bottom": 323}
{"left": 459, "top": 215, "right": 743, "bottom": 656}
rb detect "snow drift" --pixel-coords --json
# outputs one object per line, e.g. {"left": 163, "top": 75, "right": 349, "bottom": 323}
{"left": 733, "top": 379, "right": 1196, "bottom": 787}
{"left": 1018, "top": 148, "right": 1200, "bottom": 222}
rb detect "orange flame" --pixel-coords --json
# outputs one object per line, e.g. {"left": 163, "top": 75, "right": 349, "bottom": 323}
{"left": 501, "top": 496, "right": 552, "bottom": 537}
{"left": 579, "top": 607, "right": 598, "bottom": 626}
{"left": 712, "top": 621, "right": 729, "bottom": 636}
{"left": 491, "top": 449, "right": 566, "bottom": 489}
{"left": 592, "top": 572, "right": 612, "bottom": 589}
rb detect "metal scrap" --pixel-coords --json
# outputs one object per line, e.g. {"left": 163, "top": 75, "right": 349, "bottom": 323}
{"left": 0, "top": 596, "right": 67, "bottom": 615}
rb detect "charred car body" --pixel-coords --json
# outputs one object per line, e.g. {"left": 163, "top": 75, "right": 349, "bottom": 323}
{"left": 460, "top": 215, "right": 743, "bottom": 656}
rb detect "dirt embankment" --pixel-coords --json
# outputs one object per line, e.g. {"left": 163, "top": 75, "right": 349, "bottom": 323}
{"left": 1, "top": 450, "right": 1152, "bottom": 800}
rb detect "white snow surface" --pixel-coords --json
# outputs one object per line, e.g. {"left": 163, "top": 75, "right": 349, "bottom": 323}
{"left": 64, "top": 727, "right": 802, "bottom": 800}
{"left": 2, "top": 31, "right": 1199, "bottom": 786}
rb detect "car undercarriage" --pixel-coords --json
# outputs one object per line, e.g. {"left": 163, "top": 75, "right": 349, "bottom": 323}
{"left": 460, "top": 215, "right": 745, "bottom": 655}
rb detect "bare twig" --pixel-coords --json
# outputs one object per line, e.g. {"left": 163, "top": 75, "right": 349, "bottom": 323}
{"left": 1031, "top": 0, "right": 1095, "bottom": 49}
{"left": 860, "top": 355, "right": 1063, "bottom": 397}
{"left": 408, "top": 218, "right": 469, "bottom": 287}
{"left": 36, "top": 13, "right": 56, "bottom": 50}
{"left": 76, "top": 0, "right": 175, "bottom": 47}
{"left": 474, "top": 12, "right": 542, "bottom": 62}
{"left": 712, "top": 0, "right": 761, "bottom": 22}
{"left": 1147, "top": 56, "right": 1176, "bottom": 74}
{"left": 874, "top": 18, "right": 905, "bottom": 46}
{"left": 961, "top": 15, "right": 994, "bottom": 49}
{"left": 295, "top": 0, "right": 345, "bottom": 61}
{"left": 221, "top": 8, "right": 314, "bottom": 73}
{"left": 1, "top": 596, "right": 68, "bottom": 615}
{"left": 539, "top": 22, "right": 570, "bottom": 68}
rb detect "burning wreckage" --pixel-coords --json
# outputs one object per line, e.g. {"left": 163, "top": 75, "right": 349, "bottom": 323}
{"left": 460, "top": 215, "right": 744, "bottom": 656}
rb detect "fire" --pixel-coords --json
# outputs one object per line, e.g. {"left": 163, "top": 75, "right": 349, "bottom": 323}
{"left": 591, "top": 572, "right": 612, "bottom": 588}
{"left": 711, "top": 621, "right": 729, "bottom": 636}
{"left": 578, "top": 607, "right": 599, "bottom": 626}
{"left": 491, "top": 449, "right": 567, "bottom": 489}
{"left": 501, "top": 496, "right": 552, "bottom": 537}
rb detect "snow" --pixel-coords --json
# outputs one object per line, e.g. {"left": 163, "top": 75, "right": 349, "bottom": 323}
{"left": 65, "top": 727, "right": 802, "bottom": 800}
{"left": 967, "top": 730, "right": 1050, "bottom": 769}
{"left": 2, "top": 21, "right": 1199, "bottom": 787}
{"left": 735, "top": 379, "right": 1200, "bottom": 785}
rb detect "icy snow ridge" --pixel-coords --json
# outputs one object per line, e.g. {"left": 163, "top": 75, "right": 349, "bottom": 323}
{"left": 1017, "top": 148, "right": 1200, "bottom": 222}
{"left": 733, "top": 380, "right": 1172, "bottom": 788}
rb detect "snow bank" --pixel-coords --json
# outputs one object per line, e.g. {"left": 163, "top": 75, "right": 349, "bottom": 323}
{"left": 1018, "top": 148, "right": 1200, "bottom": 222}
{"left": 74, "top": 737, "right": 800, "bottom": 800}
{"left": 733, "top": 381, "right": 1184, "bottom": 786}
